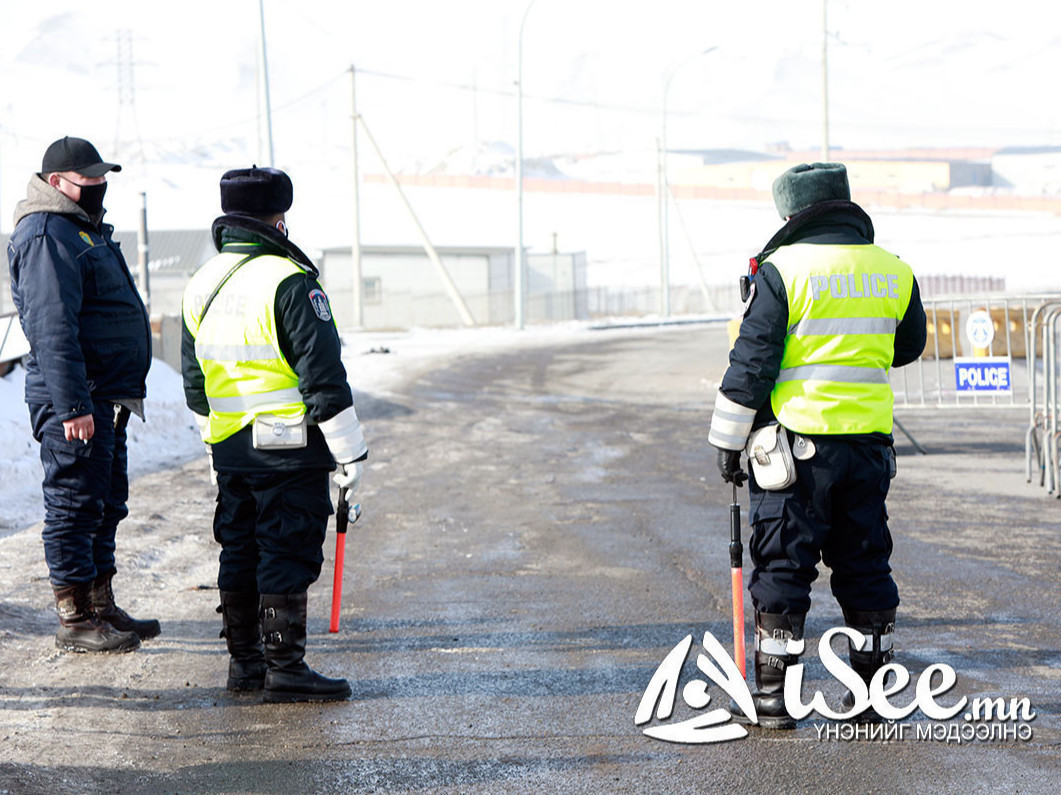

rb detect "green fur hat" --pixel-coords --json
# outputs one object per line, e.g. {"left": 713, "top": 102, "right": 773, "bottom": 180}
{"left": 772, "top": 162, "right": 850, "bottom": 219}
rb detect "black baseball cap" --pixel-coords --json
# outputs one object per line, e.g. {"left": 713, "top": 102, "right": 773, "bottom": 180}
{"left": 41, "top": 136, "right": 121, "bottom": 178}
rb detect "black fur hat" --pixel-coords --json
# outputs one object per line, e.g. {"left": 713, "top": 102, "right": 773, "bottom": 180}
{"left": 772, "top": 162, "right": 850, "bottom": 219}
{"left": 220, "top": 166, "right": 293, "bottom": 216}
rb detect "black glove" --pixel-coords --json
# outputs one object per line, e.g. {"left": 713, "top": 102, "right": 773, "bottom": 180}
{"left": 717, "top": 448, "right": 747, "bottom": 486}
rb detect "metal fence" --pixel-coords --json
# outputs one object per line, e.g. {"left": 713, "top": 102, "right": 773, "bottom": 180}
{"left": 891, "top": 294, "right": 1057, "bottom": 410}
{"left": 888, "top": 293, "right": 1061, "bottom": 494}
{"left": 1024, "top": 298, "right": 1061, "bottom": 494}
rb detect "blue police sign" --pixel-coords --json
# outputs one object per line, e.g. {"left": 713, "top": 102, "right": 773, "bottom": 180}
{"left": 954, "top": 357, "right": 1011, "bottom": 392}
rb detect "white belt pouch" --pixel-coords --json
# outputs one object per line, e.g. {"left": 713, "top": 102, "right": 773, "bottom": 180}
{"left": 252, "top": 414, "right": 308, "bottom": 449}
{"left": 745, "top": 424, "right": 796, "bottom": 490}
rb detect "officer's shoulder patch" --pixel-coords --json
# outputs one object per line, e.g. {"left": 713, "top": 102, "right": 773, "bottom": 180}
{"left": 308, "top": 288, "right": 332, "bottom": 321}
{"left": 78, "top": 230, "right": 94, "bottom": 246}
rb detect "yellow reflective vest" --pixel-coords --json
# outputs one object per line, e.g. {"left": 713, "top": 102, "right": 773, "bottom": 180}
{"left": 182, "top": 247, "right": 307, "bottom": 444}
{"left": 768, "top": 243, "right": 915, "bottom": 435}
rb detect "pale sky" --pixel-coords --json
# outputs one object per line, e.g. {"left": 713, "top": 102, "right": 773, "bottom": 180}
{"left": 1, "top": 0, "right": 1057, "bottom": 235}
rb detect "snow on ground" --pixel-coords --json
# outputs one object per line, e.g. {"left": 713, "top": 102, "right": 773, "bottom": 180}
{"left": 0, "top": 359, "right": 203, "bottom": 536}
{"left": 0, "top": 320, "right": 648, "bottom": 536}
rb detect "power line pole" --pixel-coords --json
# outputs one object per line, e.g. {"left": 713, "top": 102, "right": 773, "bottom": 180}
{"left": 515, "top": 0, "right": 539, "bottom": 330}
{"left": 114, "top": 29, "right": 133, "bottom": 156}
{"left": 137, "top": 192, "right": 151, "bottom": 314}
{"left": 258, "top": 0, "right": 275, "bottom": 166}
{"left": 359, "top": 115, "right": 475, "bottom": 327}
{"left": 111, "top": 28, "right": 147, "bottom": 165}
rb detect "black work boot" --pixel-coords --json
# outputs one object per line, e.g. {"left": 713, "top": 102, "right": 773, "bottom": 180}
{"left": 219, "top": 591, "right": 268, "bottom": 691}
{"left": 89, "top": 568, "right": 161, "bottom": 640}
{"left": 730, "top": 611, "right": 805, "bottom": 730}
{"left": 260, "top": 593, "right": 351, "bottom": 703}
{"left": 840, "top": 608, "right": 896, "bottom": 723}
{"left": 54, "top": 583, "right": 140, "bottom": 653}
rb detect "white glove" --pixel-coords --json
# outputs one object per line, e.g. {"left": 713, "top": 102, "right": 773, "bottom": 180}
{"left": 333, "top": 461, "right": 362, "bottom": 494}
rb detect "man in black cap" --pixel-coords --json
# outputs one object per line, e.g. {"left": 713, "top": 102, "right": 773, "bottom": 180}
{"left": 708, "top": 163, "right": 926, "bottom": 728}
{"left": 7, "top": 136, "right": 159, "bottom": 653}
{"left": 181, "top": 166, "right": 367, "bottom": 703}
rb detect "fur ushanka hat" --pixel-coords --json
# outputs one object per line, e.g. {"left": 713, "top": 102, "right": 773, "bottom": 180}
{"left": 772, "top": 162, "right": 850, "bottom": 219}
{"left": 220, "top": 166, "right": 293, "bottom": 217}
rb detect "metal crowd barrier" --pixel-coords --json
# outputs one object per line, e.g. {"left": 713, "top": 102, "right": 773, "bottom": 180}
{"left": 892, "top": 294, "right": 1058, "bottom": 410}
{"left": 1027, "top": 299, "right": 1061, "bottom": 493}
{"left": 890, "top": 294, "right": 1061, "bottom": 494}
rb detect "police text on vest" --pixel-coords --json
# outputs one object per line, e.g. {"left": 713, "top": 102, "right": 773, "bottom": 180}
{"left": 811, "top": 273, "right": 900, "bottom": 301}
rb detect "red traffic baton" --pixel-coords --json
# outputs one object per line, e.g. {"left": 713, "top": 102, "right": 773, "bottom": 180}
{"left": 329, "top": 487, "right": 361, "bottom": 633}
{"left": 729, "top": 481, "right": 746, "bottom": 679}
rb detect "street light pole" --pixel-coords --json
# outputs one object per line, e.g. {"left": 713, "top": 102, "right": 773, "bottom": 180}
{"left": 821, "top": 0, "right": 830, "bottom": 161}
{"left": 515, "top": 0, "right": 539, "bottom": 330}
{"left": 349, "top": 65, "right": 363, "bottom": 329}
{"left": 660, "top": 46, "right": 718, "bottom": 318}
{"left": 661, "top": 74, "right": 675, "bottom": 318}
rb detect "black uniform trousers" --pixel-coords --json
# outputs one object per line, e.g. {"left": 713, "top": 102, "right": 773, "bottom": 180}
{"left": 30, "top": 401, "right": 130, "bottom": 587}
{"left": 747, "top": 437, "right": 898, "bottom": 616}
{"left": 213, "top": 468, "right": 333, "bottom": 595}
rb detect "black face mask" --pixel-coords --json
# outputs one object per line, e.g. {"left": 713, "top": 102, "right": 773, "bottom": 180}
{"left": 75, "top": 182, "right": 108, "bottom": 215}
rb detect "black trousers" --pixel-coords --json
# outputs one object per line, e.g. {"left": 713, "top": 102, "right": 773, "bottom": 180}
{"left": 30, "top": 401, "right": 130, "bottom": 587}
{"left": 213, "top": 468, "right": 333, "bottom": 594}
{"left": 747, "top": 438, "right": 898, "bottom": 616}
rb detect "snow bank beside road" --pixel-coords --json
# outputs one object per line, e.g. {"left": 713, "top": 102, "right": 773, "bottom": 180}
{"left": 0, "top": 360, "right": 204, "bottom": 535}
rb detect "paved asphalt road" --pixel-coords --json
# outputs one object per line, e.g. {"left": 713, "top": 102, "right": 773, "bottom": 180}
{"left": 0, "top": 322, "right": 1058, "bottom": 794}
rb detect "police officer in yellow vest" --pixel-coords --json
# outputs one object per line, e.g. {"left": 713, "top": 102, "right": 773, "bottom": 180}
{"left": 181, "top": 166, "right": 367, "bottom": 703}
{"left": 708, "top": 163, "right": 926, "bottom": 728}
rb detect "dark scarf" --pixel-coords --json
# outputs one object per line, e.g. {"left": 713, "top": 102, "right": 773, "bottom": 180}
{"left": 210, "top": 214, "right": 318, "bottom": 276}
{"left": 752, "top": 200, "right": 875, "bottom": 268}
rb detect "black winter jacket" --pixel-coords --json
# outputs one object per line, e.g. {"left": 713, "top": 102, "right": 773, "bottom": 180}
{"left": 721, "top": 201, "right": 927, "bottom": 441}
{"left": 7, "top": 176, "right": 151, "bottom": 420}
{"left": 181, "top": 215, "right": 359, "bottom": 473}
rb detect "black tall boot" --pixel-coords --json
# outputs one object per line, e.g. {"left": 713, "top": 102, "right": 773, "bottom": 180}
{"left": 260, "top": 593, "right": 351, "bottom": 703}
{"left": 89, "top": 568, "right": 161, "bottom": 640}
{"left": 841, "top": 608, "right": 896, "bottom": 723}
{"left": 730, "top": 611, "right": 805, "bottom": 730}
{"left": 219, "top": 590, "right": 267, "bottom": 691}
{"left": 54, "top": 583, "right": 140, "bottom": 653}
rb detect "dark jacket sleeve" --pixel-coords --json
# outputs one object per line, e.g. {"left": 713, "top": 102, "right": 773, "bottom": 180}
{"left": 181, "top": 315, "right": 210, "bottom": 417}
{"left": 274, "top": 273, "right": 354, "bottom": 424}
{"left": 893, "top": 278, "right": 927, "bottom": 368}
{"left": 9, "top": 225, "right": 92, "bottom": 419}
{"left": 720, "top": 262, "right": 789, "bottom": 414}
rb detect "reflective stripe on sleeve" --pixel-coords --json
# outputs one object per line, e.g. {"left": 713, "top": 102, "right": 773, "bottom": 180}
{"left": 319, "top": 404, "right": 368, "bottom": 463}
{"left": 708, "top": 390, "right": 757, "bottom": 450}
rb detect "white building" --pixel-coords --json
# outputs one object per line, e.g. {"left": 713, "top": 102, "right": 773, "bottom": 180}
{"left": 318, "top": 244, "right": 587, "bottom": 329}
